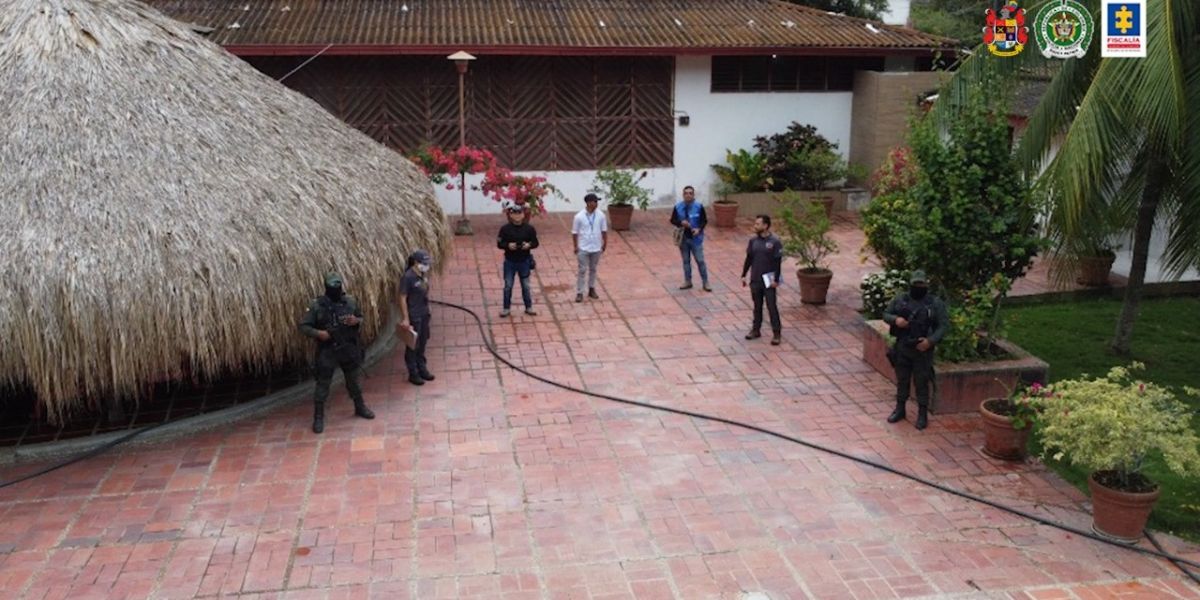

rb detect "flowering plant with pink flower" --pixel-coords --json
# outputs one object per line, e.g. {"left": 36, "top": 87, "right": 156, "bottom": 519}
{"left": 869, "top": 146, "right": 919, "bottom": 196}
{"left": 409, "top": 145, "right": 500, "bottom": 189}
{"left": 481, "top": 168, "right": 565, "bottom": 216}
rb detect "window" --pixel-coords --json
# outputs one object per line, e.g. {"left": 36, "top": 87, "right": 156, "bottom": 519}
{"left": 711, "top": 55, "right": 885, "bottom": 92}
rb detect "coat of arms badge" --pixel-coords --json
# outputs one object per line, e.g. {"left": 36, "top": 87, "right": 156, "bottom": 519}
{"left": 984, "top": 2, "right": 1028, "bottom": 57}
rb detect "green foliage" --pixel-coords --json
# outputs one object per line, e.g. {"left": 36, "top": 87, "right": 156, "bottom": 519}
{"left": 1004, "top": 297, "right": 1200, "bottom": 541}
{"left": 589, "top": 167, "right": 652, "bottom": 210}
{"left": 778, "top": 191, "right": 838, "bottom": 271}
{"left": 860, "top": 269, "right": 910, "bottom": 318}
{"left": 754, "top": 122, "right": 847, "bottom": 192}
{"left": 910, "top": 0, "right": 991, "bottom": 47}
{"left": 777, "top": 0, "right": 887, "bottom": 20}
{"left": 937, "top": 273, "right": 1011, "bottom": 363}
{"left": 711, "top": 149, "right": 772, "bottom": 196}
{"left": 861, "top": 86, "right": 1044, "bottom": 301}
{"left": 1034, "top": 363, "right": 1200, "bottom": 488}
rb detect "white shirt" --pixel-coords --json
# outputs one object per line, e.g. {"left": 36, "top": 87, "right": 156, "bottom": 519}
{"left": 572, "top": 209, "right": 608, "bottom": 253}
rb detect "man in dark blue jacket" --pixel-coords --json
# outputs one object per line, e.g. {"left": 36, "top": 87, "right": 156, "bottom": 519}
{"left": 669, "top": 186, "right": 711, "bottom": 292}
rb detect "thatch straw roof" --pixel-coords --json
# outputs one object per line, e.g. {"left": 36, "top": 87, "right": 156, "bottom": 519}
{"left": 0, "top": 0, "right": 449, "bottom": 423}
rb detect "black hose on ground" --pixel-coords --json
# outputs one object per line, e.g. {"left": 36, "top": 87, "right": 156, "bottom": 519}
{"left": 429, "top": 299, "right": 1200, "bottom": 580}
{"left": 1, "top": 299, "right": 1197, "bottom": 586}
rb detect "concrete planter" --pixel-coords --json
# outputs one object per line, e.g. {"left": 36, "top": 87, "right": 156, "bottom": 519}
{"left": 724, "top": 190, "right": 849, "bottom": 218}
{"left": 861, "top": 320, "right": 1048, "bottom": 414}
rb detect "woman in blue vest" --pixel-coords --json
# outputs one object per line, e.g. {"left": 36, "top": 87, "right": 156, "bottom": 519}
{"left": 668, "top": 185, "right": 711, "bottom": 291}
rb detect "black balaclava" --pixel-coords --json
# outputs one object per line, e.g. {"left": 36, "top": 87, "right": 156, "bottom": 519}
{"left": 909, "top": 285, "right": 928, "bottom": 300}
{"left": 325, "top": 284, "right": 344, "bottom": 301}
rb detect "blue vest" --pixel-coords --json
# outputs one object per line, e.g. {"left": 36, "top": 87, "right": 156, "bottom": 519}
{"left": 674, "top": 201, "right": 704, "bottom": 244}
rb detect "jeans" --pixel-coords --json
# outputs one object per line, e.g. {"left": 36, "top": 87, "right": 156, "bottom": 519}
{"left": 576, "top": 250, "right": 602, "bottom": 293}
{"left": 503, "top": 258, "right": 533, "bottom": 310}
{"left": 404, "top": 315, "right": 431, "bottom": 376}
{"left": 750, "top": 280, "right": 781, "bottom": 334}
{"left": 679, "top": 238, "right": 708, "bottom": 284}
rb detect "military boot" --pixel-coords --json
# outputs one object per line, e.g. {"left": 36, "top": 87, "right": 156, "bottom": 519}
{"left": 886, "top": 399, "right": 907, "bottom": 424}
{"left": 353, "top": 401, "right": 376, "bottom": 420}
{"left": 312, "top": 402, "right": 326, "bottom": 434}
{"left": 915, "top": 404, "right": 929, "bottom": 430}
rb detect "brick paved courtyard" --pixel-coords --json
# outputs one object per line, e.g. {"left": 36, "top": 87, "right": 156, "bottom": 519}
{"left": 0, "top": 211, "right": 1195, "bottom": 599}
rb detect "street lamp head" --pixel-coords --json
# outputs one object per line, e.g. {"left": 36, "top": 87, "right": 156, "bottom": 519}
{"left": 447, "top": 50, "right": 476, "bottom": 74}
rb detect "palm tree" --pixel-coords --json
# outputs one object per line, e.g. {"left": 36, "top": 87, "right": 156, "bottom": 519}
{"left": 933, "top": 0, "right": 1200, "bottom": 354}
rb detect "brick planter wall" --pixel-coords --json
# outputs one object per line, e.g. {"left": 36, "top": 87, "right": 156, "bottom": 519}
{"left": 861, "top": 320, "right": 1049, "bottom": 414}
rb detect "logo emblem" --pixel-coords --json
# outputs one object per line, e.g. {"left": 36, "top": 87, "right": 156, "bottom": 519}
{"left": 984, "top": 2, "right": 1028, "bottom": 57}
{"left": 1034, "top": 0, "right": 1093, "bottom": 59}
{"left": 1101, "top": 0, "right": 1146, "bottom": 57}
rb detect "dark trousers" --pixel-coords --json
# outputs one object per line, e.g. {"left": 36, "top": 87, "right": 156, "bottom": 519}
{"left": 503, "top": 257, "right": 533, "bottom": 309}
{"left": 404, "top": 316, "right": 431, "bottom": 376}
{"left": 313, "top": 349, "right": 365, "bottom": 408}
{"left": 893, "top": 346, "right": 934, "bottom": 406}
{"left": 750, "top": 280, "right": 781, "bottom": 334}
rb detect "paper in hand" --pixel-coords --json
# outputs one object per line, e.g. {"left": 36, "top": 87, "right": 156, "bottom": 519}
{"left": 762, "top": 273, "right": 774, "bottom": 287}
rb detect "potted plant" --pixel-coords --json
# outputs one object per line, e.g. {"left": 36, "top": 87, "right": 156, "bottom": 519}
{"left": 980, "top": 380, "right": 1046, "bottom": 461}
{"left": 1034, "top": 363, "right": 1200, "bottom": 542}
{"left": 778, "top": 191, "right": 838, "bottom": 305}
{"left": 784, "top": 146, "right": 852, "bottom": 218}
{"left": 710, "top": 149, "right": 771, "bottom": 228}
{"left": 589, "top": 167, "right": 650, "bottom": 231}
{"left": 1072, "top": 236, "right": 1120, "bottom": 287}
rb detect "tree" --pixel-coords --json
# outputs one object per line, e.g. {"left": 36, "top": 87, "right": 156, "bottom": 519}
{"left": 779, "top": 0, "right": 890, "bottom": 21}
{"left": 932, "top": 0, "right": 1200, "bottom": 355}
{"left": 910, "top": 0, "right": 992, "bottom": 46}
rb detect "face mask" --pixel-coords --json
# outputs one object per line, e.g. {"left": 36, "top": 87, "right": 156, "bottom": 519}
{"left": 325, "top": 285, "right": 344, "bottom": 301}
{"left": 416, "top": 263, "right": 431, "bottom": 273}
{"left": 909, "top": 285, "right": 928, "bottom": 300}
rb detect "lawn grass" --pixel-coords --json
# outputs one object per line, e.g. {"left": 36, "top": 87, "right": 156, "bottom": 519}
{"left": 1003, "top": 296, "right": 1200, "bottom": 542}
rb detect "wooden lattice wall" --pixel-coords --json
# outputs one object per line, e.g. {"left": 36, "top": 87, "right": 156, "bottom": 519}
{"left": 248, "top": 55, "right": 675, "bottom": 171}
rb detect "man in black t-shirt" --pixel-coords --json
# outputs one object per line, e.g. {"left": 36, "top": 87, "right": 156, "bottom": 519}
{"left": 496, "top": 205, "right": 539, "bottom": 317}
{"left": 399, "top": 249, "right": 435, "bottom": 386}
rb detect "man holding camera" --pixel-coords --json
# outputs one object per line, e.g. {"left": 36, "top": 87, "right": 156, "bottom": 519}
{"left": 299, "top": 272, "right": 375, "bottom": 434}
{"left": 882, "top": 270, "right": 947, "bottom": 430}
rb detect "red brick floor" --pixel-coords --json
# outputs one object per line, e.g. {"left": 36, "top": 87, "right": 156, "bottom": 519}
{"left": 0, "top": 211, "right": 1195, "bottom": 599}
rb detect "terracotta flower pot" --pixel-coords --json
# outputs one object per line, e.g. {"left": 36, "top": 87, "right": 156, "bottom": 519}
{"left": 1087, "top": 471, "right": 1160, "bottom": 542}
{"left": 608, "top": 203, "right": 634, "bottom": 231}
{"left": 1076, "top": 253, "right": 1116, "bottom": 287}
{"left": 713, "top": 201, "right": 739, "bottom": 228}
{"left": 979, "top": 399, "right": 1029, "bottom": 461}
{"left": 796, "top": 268, "right": 833, "bottom": 305}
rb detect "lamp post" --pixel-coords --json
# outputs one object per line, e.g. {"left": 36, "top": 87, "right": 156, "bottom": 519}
{"left": 448, "top": 51, "right": 476, "bottom": 236}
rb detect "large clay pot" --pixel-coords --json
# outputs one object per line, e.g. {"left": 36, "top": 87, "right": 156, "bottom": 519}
{"left": 979, "top": 399, "right": 1030, "bottom": 461}
{"left": 608, "top": 204, "right": 634, "bottom": 231}
{"left": 1088, "top": 471, "right": 1160, "bottom": 542}
{"left": 796, "top": 268, "right": 833, "bottom": 305}
{"left": 1076, "top": 253, "right": 1116, "bottom": 286}
{"left": 713, "top": 201, "right": 739, "bottom": 228}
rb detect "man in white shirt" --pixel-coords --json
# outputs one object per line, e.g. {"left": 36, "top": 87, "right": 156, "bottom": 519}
{"left": 572, "top": 193, "right": 608, "bottom": 302}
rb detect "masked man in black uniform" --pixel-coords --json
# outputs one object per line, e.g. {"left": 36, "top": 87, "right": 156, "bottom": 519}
{"left": 882, "top": 270, "right": 948, "bottom": 430}
{"left": 299, "top": 272, "right": 375, "bottom": 433}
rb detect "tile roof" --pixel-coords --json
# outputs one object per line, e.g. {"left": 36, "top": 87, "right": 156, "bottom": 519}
{"left": 147, "top": 0, "right": 953, "bottom": 55}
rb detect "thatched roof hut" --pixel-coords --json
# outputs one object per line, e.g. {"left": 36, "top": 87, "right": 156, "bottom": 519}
{"left": 0, "top": 0, "right": 449, "bottom": 423}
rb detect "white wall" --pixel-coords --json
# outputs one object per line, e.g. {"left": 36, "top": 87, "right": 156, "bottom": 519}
{"left": 432, "top": 54, "right": 855, "bottom": 215}
{"left": 431, "top": 168, "right": 677, "bottom": 216}
{"left": 881, "top": 0, "right": 912, "bottom": 26}
{"left": 673, "top": 55, "right": 854, "bottom": 206}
